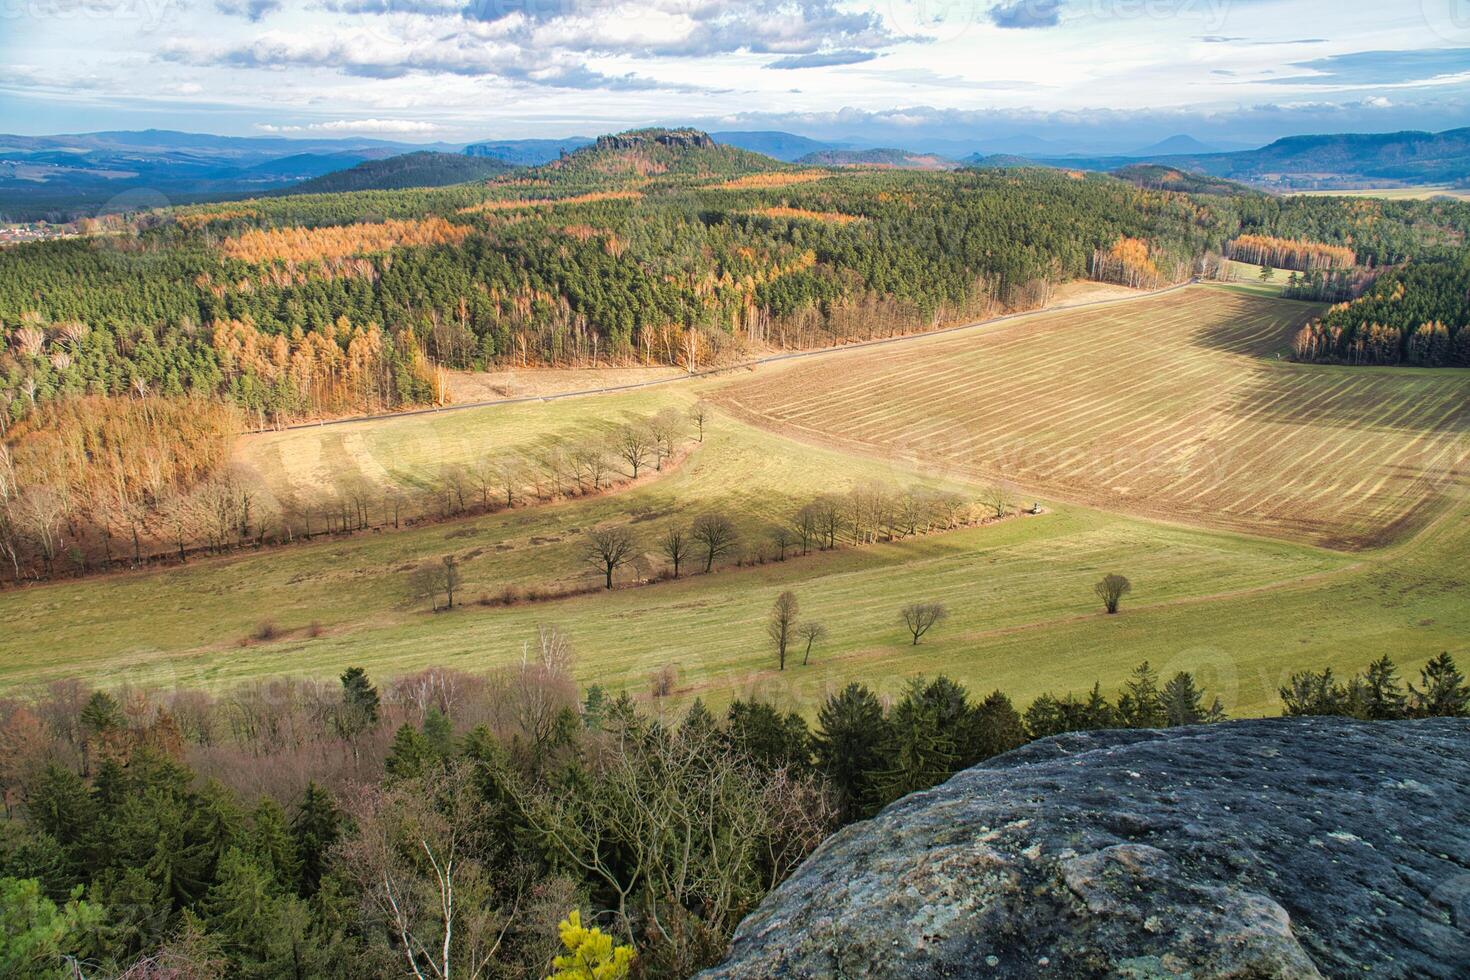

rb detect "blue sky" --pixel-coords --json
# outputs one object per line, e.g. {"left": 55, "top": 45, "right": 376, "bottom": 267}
{"left": 1, "top": 1, "right": 1468, "bottom": 150}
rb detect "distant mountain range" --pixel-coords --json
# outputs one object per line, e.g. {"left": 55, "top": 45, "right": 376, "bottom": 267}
{"left": 4, "top": 125, "right": 1468, "bottom": 221}
{"left": 1011, "top": 128, "right": 1470, "bottom": 188}
{"left": 795, "top": 147, "right": 958, "bottom": 170}
{"left": 711, "top": 131, "right": 845, "bottom": 162}
{"left": 463, "top": 137, "right": 593, "bottom": 166}
{"left": 0, "top": 129, "right": 463, "bottom": 219}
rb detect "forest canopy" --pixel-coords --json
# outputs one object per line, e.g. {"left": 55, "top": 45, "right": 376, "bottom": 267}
{"left": 3, "top": 164, "right": 1469, "bottom": 427}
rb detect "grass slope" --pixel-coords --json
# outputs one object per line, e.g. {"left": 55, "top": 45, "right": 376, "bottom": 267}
{"left": 6, "top": 290, "right": 1465, "bottom": 718}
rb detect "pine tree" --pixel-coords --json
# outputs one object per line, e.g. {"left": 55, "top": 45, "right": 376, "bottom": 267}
{"left": 1410, "top": 653, "right": 1469, "bottom": 718}
{"left": 1280, "top": 668, "right": 1349, "bottom": 716}
{"left": 26, "top": 766, "right": 96, "bottom": 872}
{"left": 1081, "top": 682, "right": 1118, "bottom": 729}
{"left": 337, "top": 667, "right": 379, "bottom": 738}
{"left": 678, "top": 699, "right": 717, "bottom": 739}
{"left": 581, "top": 685, "right": 609, "bottom": 730}
{"left": 1160, "top": 672, "right": 1224, "bottom": 726}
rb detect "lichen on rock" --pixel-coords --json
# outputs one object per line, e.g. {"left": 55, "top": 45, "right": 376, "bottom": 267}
{"left": 701, "top": 718, "right": 1470, "bottom": 978}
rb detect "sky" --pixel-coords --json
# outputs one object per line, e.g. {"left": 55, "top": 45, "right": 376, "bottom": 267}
{"left": 1, "top": 0, "right": 1469, "bottom": 152}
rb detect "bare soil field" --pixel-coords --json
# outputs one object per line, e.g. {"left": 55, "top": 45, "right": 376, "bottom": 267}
{"left": 711, "top": 286, "right": 1470, "bottom": 550}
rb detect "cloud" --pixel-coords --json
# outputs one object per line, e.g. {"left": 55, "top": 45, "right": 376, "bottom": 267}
{"left": 216, "top": 0, "right": 280, "bottom": 21}
{"left": 159, "top": 32, "right": 686, "bottom": 90}
{"left": 767, "top": 49, "right": 877, "bottom": 69}
{"left": 257, "top": 118, "right": 442, "bottom": 134}
{"left": 989, "top": 0, "right": 1060, "bottom": 30}
{"left": 1198, "top": 36, "right": 1325, "bottom": 45}
{"left": 1269, "top": 47, "right": 1470, "bottom": 87}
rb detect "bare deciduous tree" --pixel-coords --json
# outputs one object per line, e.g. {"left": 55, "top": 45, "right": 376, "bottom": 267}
{"left": 769, "top": 525, "right": 794, "bottom": 561}
{"left": 343, "top": 763, "right": 523, "bottom": 980}
{"left": 659, "top": 526, "right": 690, "bottom": 578}
{"left": 612, "top": 423, "right": 653, "bottom": 479}
{"left": 646, "top": 408, "right": 683, "bottom": 471}
{"left": 572, "top": 437, "right": 610, "bottom": 492}
{"left": 792, "top": 504, "right": 820, "bottom": 556}
{"left": 691, "top": 513, "right": 737, "bottom": 573}
{"left": 689, "top": 403, "right": 711, "bottom": 443}
{"left": 491, "top": 455, "right": 525, "bottom": 508}
{"left": 1094, "top": 573, "right": 1132, "bottom": 614}
{"left": 798, "top": 621, "right": 827, "bottom": 666}
{"left": 900, "top": 602, "right": 948, "bottom": 645}
{"left": 585, "top": 527, "right": 638, "bottom": 589}
{"left": 411, "top": 555, "right": 462, "bottom": 611}
{"left": 767, "top": 591, "right": 799, "bottom": 671}
{"left": 981, "top": 482, "right": 1016, "bottom": 520}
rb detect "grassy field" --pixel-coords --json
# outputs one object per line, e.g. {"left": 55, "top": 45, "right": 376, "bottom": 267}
{"left": 714, "top": 287, "right": 1470, "bottom": 549}
{"left": 4, "top": 286, "right": 1466, "bottom": 718}
{"left": 1292, "top": 186, "right": 1470, "bottom": 202}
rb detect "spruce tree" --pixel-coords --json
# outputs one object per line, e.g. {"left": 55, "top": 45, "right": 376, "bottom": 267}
{"left": 1356, "top": 655, "right": 1408, "bottom": 720}
{"left": 968, "top": 691, "right": 1027, "bottom": 761}
{"left": 384, "top": 724, "right": 433, "bottom": 782}
{"left": 1117, "top": 661, "right": 1167, "bottom": 728}
{"left": 290, "top": 784, "right": 341, "bottom": 898}
{"left": 1410, "top": 653, "right": 1469, "bottom": 718}
{"left": 813, "top": 684, "right": 889, "bottom": 823}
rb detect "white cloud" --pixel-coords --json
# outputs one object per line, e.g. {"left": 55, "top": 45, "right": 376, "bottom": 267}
{"left": 257, "top": 118, "right": 443, "bottom": 134}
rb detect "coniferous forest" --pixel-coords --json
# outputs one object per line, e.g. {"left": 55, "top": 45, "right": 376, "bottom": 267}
{"left": 4, "top": 159, "right": 1468, "bottom": 432}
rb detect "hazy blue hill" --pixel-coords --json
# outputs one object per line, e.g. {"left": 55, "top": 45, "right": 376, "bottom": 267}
{"left": 797, "top": 147, "right": 958, "bottom": 170}
{"left": 1130, "top": 134, "right": 1223, "bottom": 156}
{"left": 1034, "top": 128, "right": 1470, "bottom": 188}
{"left": 712, "top": 131, "right": 843, "bottom": 161}
{"left": 464, "top": 137, "right": 594, "bottom": 166}
{"left": 277, "top": 151, "right": 517, "bottom": 194}
{"left": 963, "top": 153, "right": 1041, "bottom": 169}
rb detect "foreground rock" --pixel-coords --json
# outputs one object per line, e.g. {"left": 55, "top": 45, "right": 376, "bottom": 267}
{"left": 704, "top": 718, "right": 1470, "bottom": 978}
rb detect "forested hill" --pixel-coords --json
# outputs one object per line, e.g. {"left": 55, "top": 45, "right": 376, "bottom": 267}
{"left": 275, "top": 152, "right": 519, "bottom": 195}
{"left": 540, "top": 128, "right": 785, "bottom": 180}
{"left": 3, "top": 156, "right": 1470, "bottom": 429}
{"left": 1110, "top": 165, "right": 1256, "bottom": 198}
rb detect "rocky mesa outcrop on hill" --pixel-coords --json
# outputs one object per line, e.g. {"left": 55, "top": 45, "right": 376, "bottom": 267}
{"left": 703, "top": 718, "right": 1470, "bottom": 978}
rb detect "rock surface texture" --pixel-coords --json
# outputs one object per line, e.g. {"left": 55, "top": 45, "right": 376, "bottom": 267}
{"left": 702, "top": 718, "right": 1470, "bottom": 979}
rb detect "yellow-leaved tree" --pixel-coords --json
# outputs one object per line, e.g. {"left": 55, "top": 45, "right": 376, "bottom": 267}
{"left": 546, "top": 911, "right": 635, "bottom": 980}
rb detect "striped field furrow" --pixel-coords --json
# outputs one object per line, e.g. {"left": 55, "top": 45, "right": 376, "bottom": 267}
{"left": 713, "top": 287, "right": 1470, "bottom": 549}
